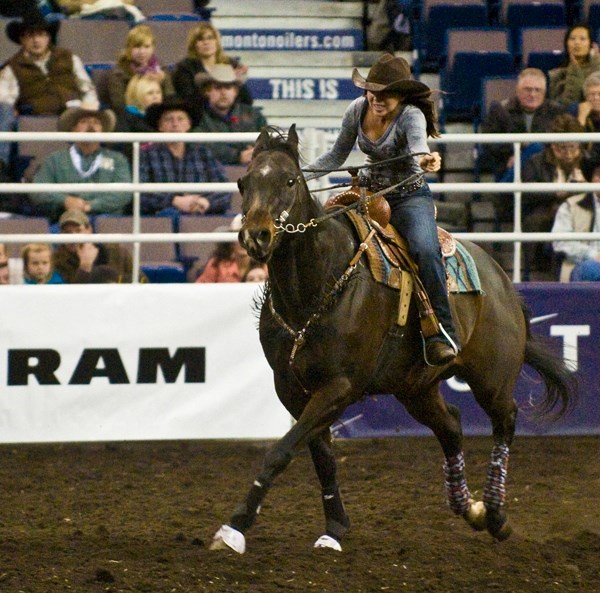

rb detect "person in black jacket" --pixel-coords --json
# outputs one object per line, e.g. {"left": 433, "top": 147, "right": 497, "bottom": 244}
{"left": 522, "top": 113, "right": 586, "bottom": 278}
{"left": 480, "top": 68, "right": 567, "bottom": 181}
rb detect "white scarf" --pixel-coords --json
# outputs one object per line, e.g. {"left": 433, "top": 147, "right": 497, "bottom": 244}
{"left": 69, "top": 145, "right": 103, "bottom": 179}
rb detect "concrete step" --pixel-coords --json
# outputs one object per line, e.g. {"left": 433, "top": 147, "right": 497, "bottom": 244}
{"left": 210, "top": 0, "right": 363, "bottom": 18}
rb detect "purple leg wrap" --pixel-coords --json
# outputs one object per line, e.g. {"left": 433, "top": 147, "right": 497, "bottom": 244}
{"left": 443, "top": 452, "right": 471, "bottom": 515}
{"left": 483, "top": 444, "right": 510, "bottom": 511}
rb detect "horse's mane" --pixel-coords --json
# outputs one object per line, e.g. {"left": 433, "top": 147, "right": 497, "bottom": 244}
{"left": 254, "top": 126, "right": 300, "bottom": 165}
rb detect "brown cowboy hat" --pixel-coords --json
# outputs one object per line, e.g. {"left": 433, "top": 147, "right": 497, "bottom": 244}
{"left": 352, "top": 53, "right": 430, "bottom": 95}
{"left": 194, "top": 63, "right": 241, "bottom": 91}
{"left": 6, "top": 15, "right": 60, "bottom": 45}
{"left": 58, "top": 102, "right": 116, "bottom": 132}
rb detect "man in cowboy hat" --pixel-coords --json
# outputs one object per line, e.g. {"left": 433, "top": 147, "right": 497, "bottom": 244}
{"left": 192, "top": 63, "right": 267, "bottom": 165}
{"left": 0, "top": 13, "right": 98, "bottom": 180}
{"left": 139, "top": 97, "right": 231, "bottom": 216}
{"left": 30, "top": 103, "right": 132, "bottom": 223}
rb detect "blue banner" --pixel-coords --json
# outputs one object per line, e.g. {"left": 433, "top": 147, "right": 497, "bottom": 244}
{"left": 219, "top": 29, "right": 363, "bottom": 52}
{"left": 246, "top": 78, "right": 361, "bottom": 101}
{"left": 335, "top": 283, "right": 600, "bottom": 437}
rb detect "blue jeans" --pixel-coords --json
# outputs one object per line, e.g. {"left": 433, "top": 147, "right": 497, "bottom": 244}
{"left": 570, "top": 260, "right": 600, "bottom": 281}
{"left": 388, "top": 183, "right": 458, "bottom": 345}
{"left": 0, "top": 102, "right": 17, "bottom": 165}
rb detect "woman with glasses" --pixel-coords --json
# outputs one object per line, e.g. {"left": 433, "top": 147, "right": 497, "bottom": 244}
{"left": 572, "top": 71, "right": 600, "bottom": 159}
{"left": 172, "top": 22, "right": 253, "bottom": 106}
{"left": 522, "top": 114, "right": 586, "bottom": 279}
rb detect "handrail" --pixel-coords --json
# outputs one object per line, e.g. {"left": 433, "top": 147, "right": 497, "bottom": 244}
{"left": 1, "top": 129, "right": 599, "bottom": 283}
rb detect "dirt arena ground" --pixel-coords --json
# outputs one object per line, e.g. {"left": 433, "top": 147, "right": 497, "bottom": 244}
{"left": 0, "top": 436, "right": 597, "bottom": 593}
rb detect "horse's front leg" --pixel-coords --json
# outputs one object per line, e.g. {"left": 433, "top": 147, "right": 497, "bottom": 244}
{"left": 210, "top": 376, "right": 353, "bottom": 554}
{"left": 308, "top": 432, "right": 350, "bottom": 552}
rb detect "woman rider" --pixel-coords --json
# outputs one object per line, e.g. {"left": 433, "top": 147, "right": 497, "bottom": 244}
{"left": 306, "top": 53, "right": 459, "bottom": 366}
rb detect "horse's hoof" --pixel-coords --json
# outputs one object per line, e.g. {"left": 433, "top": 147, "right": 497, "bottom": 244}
{"left": 209, "top": 525, "right": 246, "bottom": 554}
{"left": 463, "top": 500, "right": 487, "bottom": 531}
{"left": 314, "top": 534, "right": 342, "bottom": 552}
{"left": 490, "top": 520, "right": 513, "bottom": 541}
{"left": 486, "top": 510, "right": 513, "bottom": 542}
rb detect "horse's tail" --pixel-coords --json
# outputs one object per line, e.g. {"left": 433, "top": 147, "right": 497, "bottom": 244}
{"left": 521, "top": 301, "right": 578, "bottom": 419}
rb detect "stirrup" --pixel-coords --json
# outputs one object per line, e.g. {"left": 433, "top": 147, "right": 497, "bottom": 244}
{"left": 421, "top": 324, "right": 459, "bottom": 367}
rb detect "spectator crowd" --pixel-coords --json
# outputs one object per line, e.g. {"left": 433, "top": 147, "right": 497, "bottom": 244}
{"left": 0, "top": 2, "right": 598, "bottom": 284}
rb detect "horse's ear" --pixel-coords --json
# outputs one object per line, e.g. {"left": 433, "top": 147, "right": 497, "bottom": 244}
{"left": 253, "top": 127, "right": 270, "bottom": 157}
{"left": 287, "top": 124, "right": 299, "bottom": 156}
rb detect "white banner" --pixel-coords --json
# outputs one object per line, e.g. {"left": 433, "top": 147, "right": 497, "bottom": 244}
{"left": 0, "top": 284, "right": 292, "bottom": 443}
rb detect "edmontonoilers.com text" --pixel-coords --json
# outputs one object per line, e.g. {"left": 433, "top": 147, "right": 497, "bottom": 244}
{"left": 221, "top": 31, "right": 358, "bottom": 51}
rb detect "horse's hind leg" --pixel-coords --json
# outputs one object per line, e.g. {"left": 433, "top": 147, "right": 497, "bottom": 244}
{"left": 309, "top": 432, "right": 350, "bottom": 551}
{"left": 400, "top": 386, "right": 487, "bottom": 531}
{"left": 464, "top": 366, "right": 519, "bottom": 541}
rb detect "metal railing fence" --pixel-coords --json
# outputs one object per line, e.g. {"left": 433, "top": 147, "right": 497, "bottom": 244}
{"left": 1, "top": 130, "right": 599, "bottom": 282}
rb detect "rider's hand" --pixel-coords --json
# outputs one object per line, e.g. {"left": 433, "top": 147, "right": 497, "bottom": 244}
{"left": 419, "top": 152, "right": 441, "bottom": 173}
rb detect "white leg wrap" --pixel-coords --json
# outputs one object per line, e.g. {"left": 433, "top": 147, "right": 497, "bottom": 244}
{"left": 314, "top": 534, "right": 342, "bottom": 552}
{"left": 209, "top": 525, "right": 246, "bottom": 554}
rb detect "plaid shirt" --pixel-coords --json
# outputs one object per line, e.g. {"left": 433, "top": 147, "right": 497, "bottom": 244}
{"left": 139, "top": 142, "right": 231, "bottom": 215}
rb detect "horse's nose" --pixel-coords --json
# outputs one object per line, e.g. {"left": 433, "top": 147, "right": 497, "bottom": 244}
{"left": 240, "top": 226, "right": 274, "bottom": 261}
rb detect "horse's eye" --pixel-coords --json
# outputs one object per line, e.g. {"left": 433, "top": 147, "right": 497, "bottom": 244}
{"left": 286, "top": 178, "right": 296, "bottom": 187}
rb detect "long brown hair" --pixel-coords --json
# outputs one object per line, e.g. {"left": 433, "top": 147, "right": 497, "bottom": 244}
{"left": 404, "top": 91, "right": 440, "bottom": 138}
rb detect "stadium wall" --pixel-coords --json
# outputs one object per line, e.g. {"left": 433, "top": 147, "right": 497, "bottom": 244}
{"left": 0, "top": 282, "right": 597, "bottom": 443}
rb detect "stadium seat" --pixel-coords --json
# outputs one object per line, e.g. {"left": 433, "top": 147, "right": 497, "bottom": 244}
{"left": 178, "top": 215, "right": 236, "bottom": 281}
{"left": 85, "top": 63, "right": 114, "bottom": 109}
{"left": 519, "top": 26, "right": 566, "bottom": 69}
{"left": 479, "top": 76, "right": 518, "bottom": 122}
{"left": 414, "top": 0, "right": 489, "bottom": 72}
{"left": 16, "top": 115, "right": 64, "bottom": 182}
{"left": 565, "top": 0, "right": 584, "bottom": 24}
{"left": 586, "top": 1, "right": 600, "bottom": 40}
{"left": 473, "top": 75, "right": 518, "bottom": 180}
{"left": 145, "top": 19, "right": 206, "bottom": 67}
{"left": 501, "top": 0, "right": 567, "bottom": 54}
{"left": 56, "top": 19, "right": 130, "bottom": 64}
{"left": 94, "top": 215, "right": 185, "bottom": 282}
{"left": 135, "top": 0, "right": 196, "bottom": 15}
{"left": 0, "top": 218, "right": 51, "bottom": 258}
{"left": 223, "top": 165, "right": 247, "bottom": 214}
{"left": 440, "top": 28, "right": 515, "bottom": 123}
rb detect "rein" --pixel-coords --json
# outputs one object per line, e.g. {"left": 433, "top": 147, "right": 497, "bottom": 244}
{"left": 273, "top": 171, "right": 424, "bottom": 235}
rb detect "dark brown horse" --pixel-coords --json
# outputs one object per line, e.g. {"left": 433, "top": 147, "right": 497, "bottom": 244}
{"left": 210, "top": 126, "right": 576, "bottom": 554}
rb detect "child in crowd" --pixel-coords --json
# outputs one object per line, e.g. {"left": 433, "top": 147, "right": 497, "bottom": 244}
{"left": 115, "top": 73, "right": 164, "bottom": 160}
{"left": 22, "top": 243, "right": 64, "bottom": 284}
{"left": 108, "top": 24, "right": 175, "bottom": 114}
{"left": 243, "top": 261, "right": 268, "bottom": 283}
